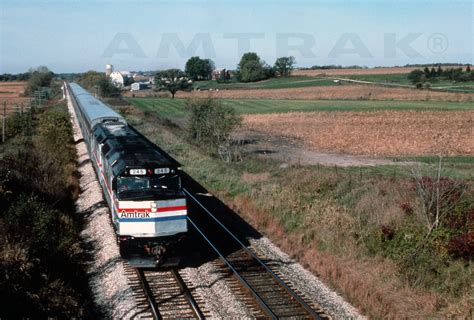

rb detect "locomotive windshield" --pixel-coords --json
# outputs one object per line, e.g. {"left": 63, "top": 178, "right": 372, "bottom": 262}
{"left": 117, "top": 175, "right": 181, "bottom": 194}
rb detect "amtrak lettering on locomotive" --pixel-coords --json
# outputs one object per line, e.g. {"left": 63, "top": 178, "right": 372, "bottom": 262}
{"left": 67, "top": 82, "right": 187, "bottom": 267}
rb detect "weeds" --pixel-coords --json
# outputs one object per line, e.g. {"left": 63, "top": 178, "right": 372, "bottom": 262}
{"left": 118, "top": 101, "right": 473, "bottom": 319}
{"left": 0, "top": 104, "right": 93, "bottom": 318}
{"left": 185, "top": 97, "right": 242, "bottom": 162}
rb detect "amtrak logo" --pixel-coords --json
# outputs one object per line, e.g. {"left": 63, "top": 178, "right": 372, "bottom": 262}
{"left": 120, "top": 210, "right": 150, "bottom": 218}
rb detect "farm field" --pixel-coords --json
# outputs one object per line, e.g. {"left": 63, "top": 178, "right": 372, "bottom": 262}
{"left": 175, "top": 84, "right": 474, "bottom": 102}
{"left": 340, "top": 73, "right": 412, "bottom": 85}
{"left": 128, "top": 97, "right": 474, "bottom": 120}
{"left": 116, "top": 101, "right": 474, "bottom": 319}
{"left": 0, "top": 82, "right": 29, "bottom": 113}
{"left": 193, "top": 76, "right": 337, "bottom": 90}
{"left": 243, "top": 110, "right": 474, "bottom": 157}
{"left": 340, "top": 74, "right": 474, "bottom": 93}
{"left": 293, "top": 67, "right": 420, "bottom": 76}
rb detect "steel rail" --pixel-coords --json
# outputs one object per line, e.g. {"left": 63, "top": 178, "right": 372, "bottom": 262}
{"left": 186, "top": 216, "right": 277, "bottom": 318}
{"left": 171, "top": 269, "right": 205, "bottom": 320}
{"left": 135, "top": 269, "right": 161, "bottom": 320}
{"left": 184, "top": 188, "right": 322, "bottom": 319}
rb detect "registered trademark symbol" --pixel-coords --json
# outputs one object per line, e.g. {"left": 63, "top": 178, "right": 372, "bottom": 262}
{"left": 427, "top": 33, "right": 448, "bottom": 54}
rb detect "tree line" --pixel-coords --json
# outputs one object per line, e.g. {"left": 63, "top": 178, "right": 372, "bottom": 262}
{"left": 408, "top": 65, "right": 473, "bottom": 86}
{"left": 0, "top": 73, "right": 30, "bottom": 81}
{"left": 155, "top": 53, "right": 296, "bottom": 98}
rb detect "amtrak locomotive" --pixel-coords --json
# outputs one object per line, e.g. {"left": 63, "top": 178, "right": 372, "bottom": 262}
{"left": 67, "top": 82, "right": 187, "bottom": 267}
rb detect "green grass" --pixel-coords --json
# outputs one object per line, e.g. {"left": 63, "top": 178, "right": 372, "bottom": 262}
{"left": 340, "top": 74, "right": 474, "bottom": 93}
{"left": 128, "top": 97, "right": 474, "bottom": 120}
{"left": 341, "top": 73, "right": 413, "bottom": 85}
{"left": 193, "top": 76, "right": 337, "bottom": 90}
{"left": 119, "top": 107, "right": 474, "bottom": 316}
{"left": 394, "top": 155, "right": 474, "bottom": 164}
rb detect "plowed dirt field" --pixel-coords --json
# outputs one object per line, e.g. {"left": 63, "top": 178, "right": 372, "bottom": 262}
{"left": 243, "top": 111, "right": 474, "bottom": 156}
{"left": 0, "top": 82, "right": 29, "bottom": 114}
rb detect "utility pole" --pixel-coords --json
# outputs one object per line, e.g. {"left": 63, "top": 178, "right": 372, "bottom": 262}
{"left": 2, "top": 102, "right": 6, "bottom": 143}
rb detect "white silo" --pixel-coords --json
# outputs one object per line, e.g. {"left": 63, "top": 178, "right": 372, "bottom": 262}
{"left": 106, "top": 64, "right": 113, "bottom": 77}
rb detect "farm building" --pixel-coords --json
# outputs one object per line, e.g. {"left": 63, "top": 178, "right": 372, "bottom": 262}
{"left": 212, "top": 68, "right": 231, "bottom": 80}
{"left": 109, "top": 71, "right": 132, "bottom": 88}
{"left": 131, "top": 82, "right": 150, "bottom": 91}
{"left": 133, "top": 74, "right": 154, "bottom": 84}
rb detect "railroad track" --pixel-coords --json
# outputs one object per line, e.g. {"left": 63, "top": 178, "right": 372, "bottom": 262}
{"left": 126, "top": 264, "right": 206, "bottom": 319}
{"left": 184, "top": 188, "right": 328, "bottom": 319}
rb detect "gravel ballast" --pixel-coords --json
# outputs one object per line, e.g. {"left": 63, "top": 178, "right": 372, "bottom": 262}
{"left": 65, "top": 86, "right": 253, "bottom": 318}
{"left": 66, "top": 87, "right": 141, "bottom": 318}
{"left": 250, "top": 238, "right": 366, "bottom": 319}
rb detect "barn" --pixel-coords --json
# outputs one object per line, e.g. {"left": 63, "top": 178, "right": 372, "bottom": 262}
{"left": 109, "top": 71, "right": 132, "bottom": 88}
{"left": 131, "top": 82, "right": 150, "bottom": 91}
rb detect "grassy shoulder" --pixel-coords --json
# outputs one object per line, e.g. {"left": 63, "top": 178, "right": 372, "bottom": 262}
{"left": 116, "top": 104, "right": 473, "bottom": 319}
{"left": 128, "top": 97, "right": 474, "bottom": 121}
{"left": 0, "top": 103, "right": 95, "bottom": 318}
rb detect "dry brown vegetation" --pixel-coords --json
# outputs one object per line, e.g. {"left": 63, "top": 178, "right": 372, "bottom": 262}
{"left": 178, "top": 85, "right": 474, "bottom": 102}
{"left": 243, "top": 111, "right": 474, "bottom": 156}
{"left": 228, "top": 195, "right": 441, "bottom": 319}
{"left": 118, "top": 103, "right": 473, "bottom": 319}
{"left": 0, "top": 82, "right": 30, "bottom": 114}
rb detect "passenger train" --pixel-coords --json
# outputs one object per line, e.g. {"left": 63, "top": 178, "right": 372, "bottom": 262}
{"left": 67, "top": 82, "right": 187, "bottom": 267}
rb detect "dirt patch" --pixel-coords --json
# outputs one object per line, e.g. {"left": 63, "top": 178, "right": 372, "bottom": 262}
{"left": 177, "top": 85, "right": 474, "bottom": 102}
{"left": 242, "top": 172, "right": 271, "bottom": 183}
{"left": 243, "top": 111, "right": 474, "bottom": 157}
{"left": 238, "top": 129, "right": 400, "bottom": 167}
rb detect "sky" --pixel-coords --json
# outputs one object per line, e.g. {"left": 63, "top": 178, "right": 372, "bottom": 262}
{"left": 0, "top": 0, "right": 472, "bottom": 73}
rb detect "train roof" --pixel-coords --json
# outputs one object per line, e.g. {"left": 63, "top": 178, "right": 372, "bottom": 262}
{"left": 93, "top": 122, "right": 181, "bottom": 177}
{"left": 69, "top": 82, "right": 126, "bottom": 129}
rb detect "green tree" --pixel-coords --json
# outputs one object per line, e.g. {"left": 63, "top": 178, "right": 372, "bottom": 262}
{"left": 186, "top": 97, "right": 241, "bottom": 162}
{"left": 466, "top": 65, "right": 471, "bottom": 72}
{"left": 237, "top": 52, "right": 271, "bottom": 82}
{"left": 76, "top": 71, "right": 120, "bottom": 97}
{"left": 423, "top": 66, "right": 431, "bottom": 78}
{"left": 436, "top": 65, "right": 443, "bottom": 76}
{"left": 98, "top": 77, "right": 120, "bottom": 97}
{"left": 408, "top": 69, "right": 424, "bottom": 84}
{"left": 155, "top": 69, "right": 192, "bottom": 98}
{"left": 25, "top": 66, "right": 54, "bottom": 96}
{"left": 274, "top": 56, "right": 296, "bottom": 77}
{"left": 185, "top": 56, "right": 215, "bottom": 80}
{"left": 77, "top": 71, "right": 104, "bottom": 89}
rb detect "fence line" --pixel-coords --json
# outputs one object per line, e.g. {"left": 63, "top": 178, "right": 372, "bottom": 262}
{"left": 1, "top": 99, "right": 35, "bottom": 144}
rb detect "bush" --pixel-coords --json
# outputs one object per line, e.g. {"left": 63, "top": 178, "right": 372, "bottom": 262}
{"left": 5, "top": 112, "right": 30, "bottom": 140}
{"left": 0, "top": 103, "right": 92, "bottom": 317}
{"left": 1, "top": 193, "right": 87, "bottom": 318}
{"left": 24, "top": 66, "right": 54, "bottom": 96}
{"left": 185, "top": 97, "right": 241, "bottom": 162}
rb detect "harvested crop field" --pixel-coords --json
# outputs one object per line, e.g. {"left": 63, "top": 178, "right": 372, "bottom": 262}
{"left": 178, "top": 85, "right": 474, "bottom": 102}
{"left": 0, "top": 82, "right": 29, "bottom": 112}
{"left": 243, "top": 111, "right": 474, "bottom": 156}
